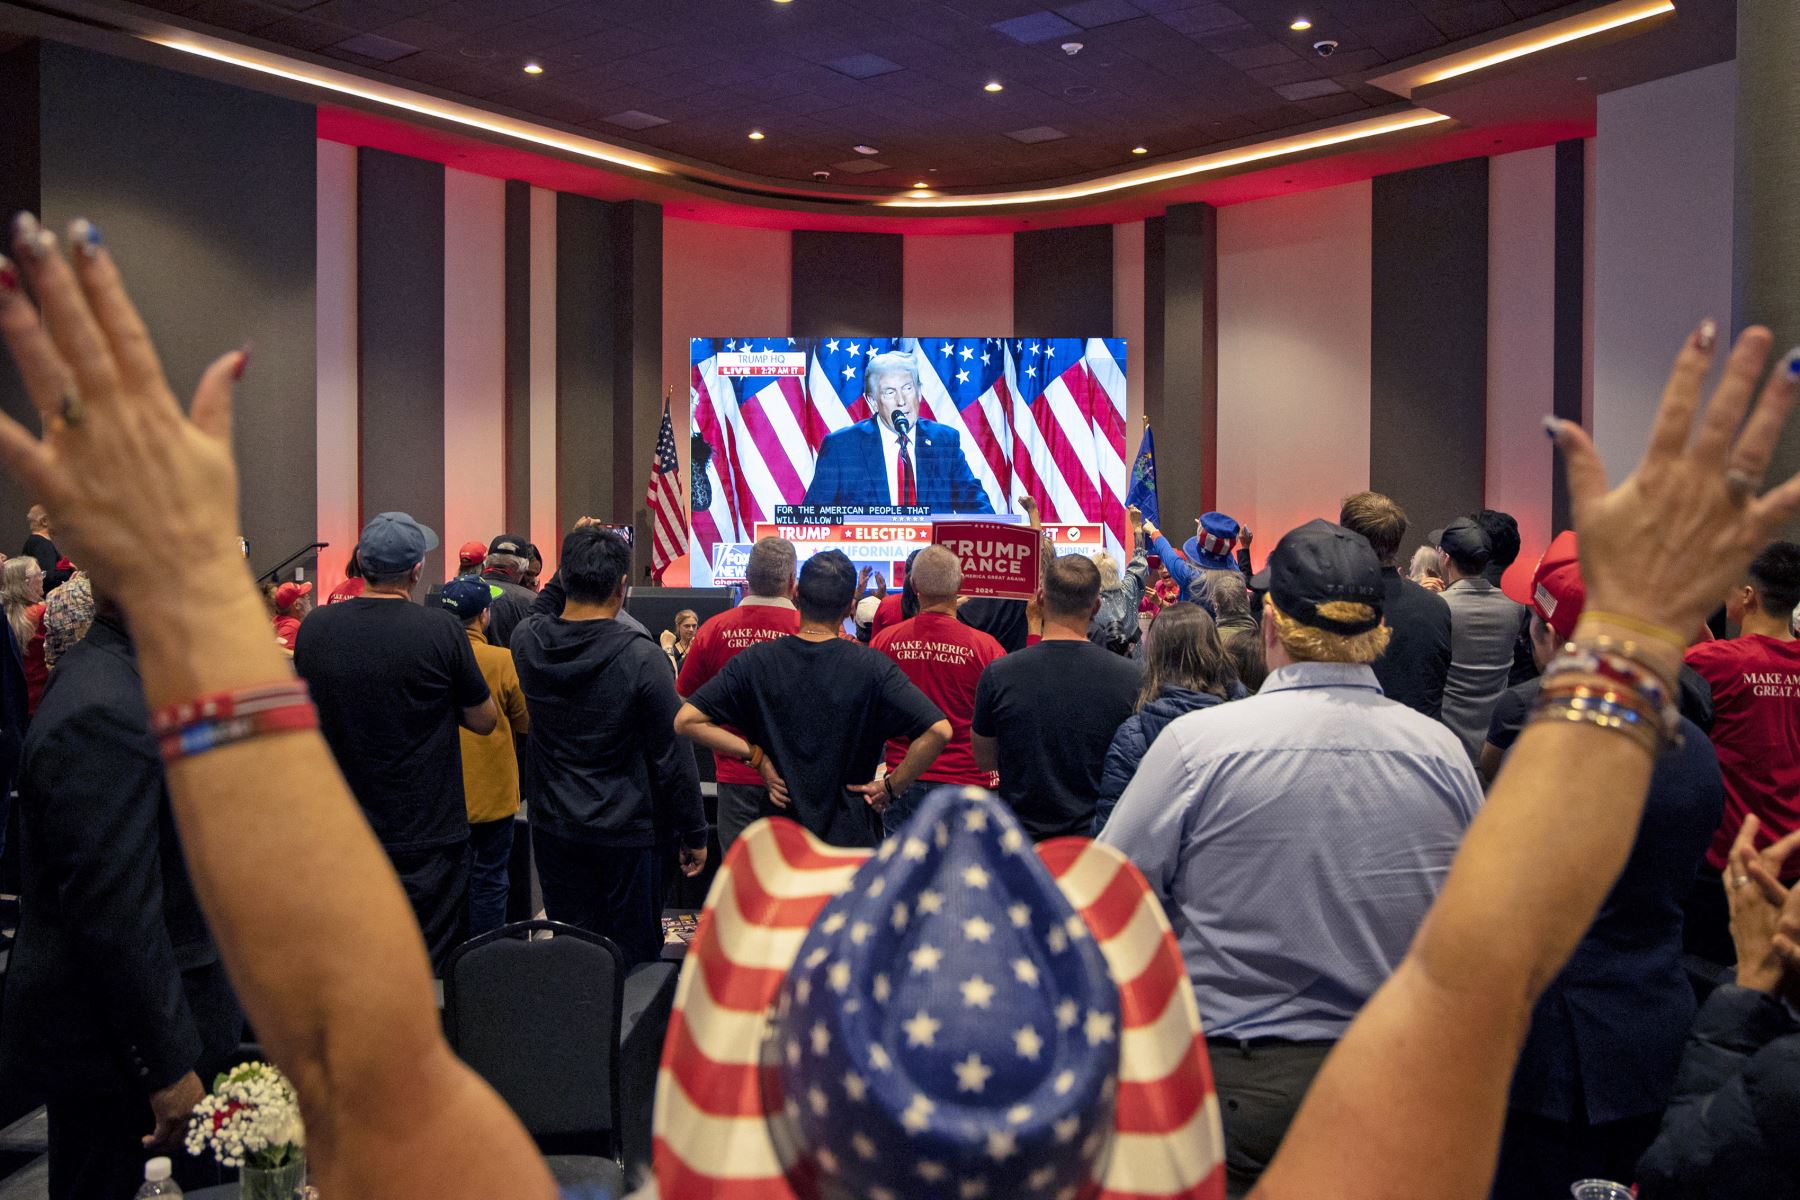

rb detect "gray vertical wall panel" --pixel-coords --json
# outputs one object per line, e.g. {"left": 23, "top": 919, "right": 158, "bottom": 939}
{"left": 32, "top": 43, "right": 316, "bottom": 577}
{"left": 1156, "top": 204, "right": 1218, "bottom": 523}
{"left": 556, "top": 193, "right": 617, "bottom": 532}
{"left": 504, "top": 179, "right": 532, "bottom": 537}
{"left": 792, "top": 231, "right": 902, "bottom": 336}
{"left": 612, "top": 200, "right": 663, "bottom": 572}
{"left": 1014, "top": 225, "right": 1113, "bottom": 336}
{"left": 1551, "top": 140, "right": 1586, "bottom": 534}
{"left": 1370, "top": 158, "right": 1490, "bottom": 556}
{"left": 1735, "top": 0, "right": 1800, "bottom": 535}
{"left": 0, "top": 43, "right": 43, "bottom": 534}
{"left": 358, "top": 148, "right": 446, "bottom": 582}
{"left": 1143, "top": 215, "right": 1166, "bottom": 433}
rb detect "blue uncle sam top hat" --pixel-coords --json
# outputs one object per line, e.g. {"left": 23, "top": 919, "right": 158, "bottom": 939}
{"left": 1181, "top": 512, "right": 1241, "bottom": 573}
{"left": 652, "top": 786, "right": 1225, "bottom": 1200}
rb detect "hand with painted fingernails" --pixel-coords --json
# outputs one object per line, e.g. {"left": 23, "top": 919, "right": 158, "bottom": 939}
{"left": 0, "top": 213, "right": 249, "bottom": 604}
{"left": 1547, "top": 320, "right": 1800, "bottom": 648}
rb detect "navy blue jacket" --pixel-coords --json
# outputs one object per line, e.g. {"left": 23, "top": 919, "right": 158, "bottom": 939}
{"left": 802, "top": 417, "right": 993, "bottom": 513}
{"left": 1637, "top": 985, "right": 1800, "bottom": 1197}
{"left": 1505, "top": 714, "right": 1723, "bottom": 1125}
{"left": 0, "top": 618, "right": 240, "bottom": 1097}
{"left": 1094, "top": 683, "right": 1238, "bottom": 834}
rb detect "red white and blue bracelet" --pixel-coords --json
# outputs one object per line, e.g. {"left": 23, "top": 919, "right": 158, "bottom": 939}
{"left": 150, "top": 681, "right": 319, "bottom": 764}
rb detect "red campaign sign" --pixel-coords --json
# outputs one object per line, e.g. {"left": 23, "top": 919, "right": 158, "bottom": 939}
{"left": 933, "top": 521, "right": 1042, "bottom": 601}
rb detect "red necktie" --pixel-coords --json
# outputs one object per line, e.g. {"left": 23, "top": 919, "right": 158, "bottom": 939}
{"left": 897, "top": 433, "right": 917, "bottom": 505}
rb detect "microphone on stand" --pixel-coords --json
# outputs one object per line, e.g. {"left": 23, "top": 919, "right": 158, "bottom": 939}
{"left": 892, "top": 411, "right": 912, "bottom": 439}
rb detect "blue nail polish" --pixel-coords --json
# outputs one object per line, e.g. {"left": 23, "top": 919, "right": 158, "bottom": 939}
{"left": 69, "top": 219, "right": 101, "bottom": 259}
{"left": 1786, "top": 349, "right": 1800, "bottom": 378}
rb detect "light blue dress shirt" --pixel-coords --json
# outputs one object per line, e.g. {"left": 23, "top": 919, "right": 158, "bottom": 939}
{"left": 1099, "top": 661, "right": 1482, "bottom": 1041}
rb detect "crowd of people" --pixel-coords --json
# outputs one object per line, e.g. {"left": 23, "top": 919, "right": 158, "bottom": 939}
{"left": 2, "top": 216, "right": 1800, "bottom": 1200}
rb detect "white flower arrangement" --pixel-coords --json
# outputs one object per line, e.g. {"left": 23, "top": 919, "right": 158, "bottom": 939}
{"left": 184, "top": 1061, "right": 306, "bottom": 1170}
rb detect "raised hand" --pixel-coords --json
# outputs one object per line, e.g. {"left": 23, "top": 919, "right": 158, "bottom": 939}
{"left": 1549, "top": 322, "right": 1800, "bottom": 642}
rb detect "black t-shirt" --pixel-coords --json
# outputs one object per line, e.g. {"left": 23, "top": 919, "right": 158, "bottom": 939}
{"left": 295, "top": 598, "right": 490, "bottom": 851}
{"left": 958, "top": 597, "right": 1029, "bottom": 654}
{"left": 973, "top": 639, "right": 1142, "bottom": 840}
{"left": 688, "top": 635, "right": 944, "bottom": 848}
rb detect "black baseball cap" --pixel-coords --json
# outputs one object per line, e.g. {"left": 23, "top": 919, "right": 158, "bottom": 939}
{"left": 440, "top": 576, "right": 493, "bottom": 622}
{"left": 488, "top": 533, "right": 529, "bottom": 558}
{"left": 1437, "top": 517, "right": 1492, "bottom": 570}
{"left": 1250, "top": 519, "right": 1384, "bottom": 635}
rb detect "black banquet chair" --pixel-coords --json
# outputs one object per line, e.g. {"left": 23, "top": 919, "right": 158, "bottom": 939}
{"left": 442, "top": 920, "right": 680, "bottom": 1189}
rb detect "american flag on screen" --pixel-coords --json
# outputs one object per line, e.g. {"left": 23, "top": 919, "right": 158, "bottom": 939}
{"left": 647, "top": 395, "right": 686, "bottom": 582}
{"left": 689, "top": 337, "right": 1128, "bottom": 579}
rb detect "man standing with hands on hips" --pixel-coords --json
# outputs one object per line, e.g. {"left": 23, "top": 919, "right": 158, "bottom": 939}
{"left": 802, "top": 351, "right": 993, "bottom": 514}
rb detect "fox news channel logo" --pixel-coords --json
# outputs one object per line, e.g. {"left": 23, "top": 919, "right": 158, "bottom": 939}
{"left": 711, "top": 542, "right": 753, "bottom": 584}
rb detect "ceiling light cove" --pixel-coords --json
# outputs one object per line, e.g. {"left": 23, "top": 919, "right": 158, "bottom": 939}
{"left": 522, "top": 61, "right": 543, "bottom": 75}
{"left": 983, "top": 81, "right": 1004, "bottom": 92}
{"left": 748, "top": 129, "right": 766, "bottom": 140}
{"left": 1289, "top": 18, "right": 1312, "bottom": 31}
{"left": 882, "top": 110, "right": 1451, "bottom": 209}
{"left": 1413, "top": 0, "right": 1674, "bottom": 86}
{"left": 1131, "top": 146, "right": 1148, "bottom": 155}
{"left": 149, "top": 36, "right": 669, "bottom": 176}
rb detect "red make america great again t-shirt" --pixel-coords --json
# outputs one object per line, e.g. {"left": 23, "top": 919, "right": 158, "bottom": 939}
{"left": 1685, "top": 634, "right": 1800, "bottom": 878}
{"left": 677, "top": 598, "right": 801, "bottom": 785}
{"left": 873, "top": 611, "right": 1004, "bottom": 786}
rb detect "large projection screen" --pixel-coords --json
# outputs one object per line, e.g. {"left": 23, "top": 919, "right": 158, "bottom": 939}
{"left": 687, "top": 337, "right": 1128, "bottom": 588}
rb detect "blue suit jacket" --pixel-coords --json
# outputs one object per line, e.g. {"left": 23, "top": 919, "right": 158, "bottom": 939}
{"left": 802, "top": 417, "right": 994, "bottom": 513}
{"left": 1507, "top": 709, "right": 1724, "bottom": 1124}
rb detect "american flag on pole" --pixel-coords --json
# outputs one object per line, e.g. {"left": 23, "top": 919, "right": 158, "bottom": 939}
{"left": 647, "top": 393, "right": 685, "bottom": 582}
{"left": 688, "top": 337, "right": 1128, "bottom": 583}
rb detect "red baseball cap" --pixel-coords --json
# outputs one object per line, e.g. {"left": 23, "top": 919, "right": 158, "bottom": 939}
{"left": 1529, "top": 531, "right": 1585, "bottom": 641}
{"left": 457, "top": 540, "right": 488, "bottom": 567}
{"left": 274, "top": 581, "right": 314, "bottom": 614}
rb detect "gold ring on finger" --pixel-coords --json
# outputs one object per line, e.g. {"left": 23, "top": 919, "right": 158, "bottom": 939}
{"left": 1725, "top": 468, "right": 1761, "bottom": 504}
{"left": 58, "top": 390, "right": 83, "bottom": 427}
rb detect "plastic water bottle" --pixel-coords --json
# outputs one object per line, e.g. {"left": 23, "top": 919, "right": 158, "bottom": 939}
{"left": 133, "top": 1157, "right": 182, "bottom": 1197}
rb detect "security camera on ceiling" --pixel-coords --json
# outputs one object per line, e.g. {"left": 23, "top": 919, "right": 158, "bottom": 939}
{"left": 812, "top": 170, "right": 831, "bottom": 181}
{"left": 1313, "top": 39, "right": 1338, "bottom": 57}
{"left": 1061, "top": 41, "right": 1083, "bottom": 55}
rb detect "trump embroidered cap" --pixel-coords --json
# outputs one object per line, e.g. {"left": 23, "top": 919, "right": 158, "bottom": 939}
{"left": 1250, "top": 519, "right": 1384, "bottom": 636}
{"left": 654, "top": 785, "right": 1225, "bottom": 1200}
{"left": 439, "top": 576, "right": 494, "bottom": 623}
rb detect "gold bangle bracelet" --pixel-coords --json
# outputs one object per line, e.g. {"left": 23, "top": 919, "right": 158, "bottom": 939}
{"left": 1580, "top": 610, "right": 1689, "bottom": 651}
{"left": 1528, "top": 695, "right": 1661, "bottom": 756}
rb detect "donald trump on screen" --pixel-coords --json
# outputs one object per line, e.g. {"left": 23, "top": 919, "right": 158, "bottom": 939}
{"left": 802, "top": 351, "right": 994, "bottom": 513}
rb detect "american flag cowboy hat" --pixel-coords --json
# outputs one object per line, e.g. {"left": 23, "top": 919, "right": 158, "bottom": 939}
{"left": 653, "top": 786, "right": 1224, "bottom": 1199}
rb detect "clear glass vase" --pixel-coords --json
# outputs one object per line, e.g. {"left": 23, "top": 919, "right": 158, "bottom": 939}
{"left": 240, "top": 1153, "right": 306, "bottom": 1200}
{"left": 1570, "top": 1183, "right": 1633, "bottom": 1200}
